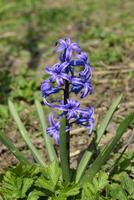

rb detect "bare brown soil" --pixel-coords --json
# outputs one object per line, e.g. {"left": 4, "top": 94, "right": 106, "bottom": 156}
{"left": 0, "top": 59, "right": 134, "bottom": 172}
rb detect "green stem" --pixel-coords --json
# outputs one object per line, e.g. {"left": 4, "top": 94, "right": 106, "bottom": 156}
{"left": 59, "top": 77, "right": 70, "bottom": 183}
{"left": 59, "top": 116, "right": 70, "bottom": 183}
{"left": 64, "top": 78, "right": 70, "bottom": 167}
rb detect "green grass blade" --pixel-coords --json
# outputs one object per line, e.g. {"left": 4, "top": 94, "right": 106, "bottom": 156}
{"left": 8, "top": 100, "right": 46, "bottom": 167}
{"left": 0, "top": 132, "right": 31, "bottom": 164}
{"left": 75, "top": 151, "right": 92, "bottom": 183}
{"left": 59, "top": 116, "right": 70, "bottom": 183}
{"left": 75, "top": 95, "right": 122, "bottom": 183}
{"left": 81, "top": 112, "right": 134, "bottom": 184}
{"left": 35, "top": 100, "right": 58, "bottom": 162}
{"left": 96, "top": 94, "right": 122, "bottom": 144}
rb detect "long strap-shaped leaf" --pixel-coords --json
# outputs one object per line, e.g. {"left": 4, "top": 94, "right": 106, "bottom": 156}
{"left": 8, "top": 100, "right": 46, "bottom": 167}
{"left": 0, "top": 132, "right": 30, "bottom": 164}
{"left": 80, "top": 112, "right": 134, "bottom": 184}
{"left": 96, "top": 94, "right": 122, "bottom": 144}
{"left": 35, "top": 100, "right": 58, "bottom": 162}
{"left": 75, "top": 95, "right": 122, "bottom": 183}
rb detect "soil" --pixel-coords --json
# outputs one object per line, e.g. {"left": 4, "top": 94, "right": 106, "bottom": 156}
{"left": 0, "top": 59, "right": 134, "bottom": 172}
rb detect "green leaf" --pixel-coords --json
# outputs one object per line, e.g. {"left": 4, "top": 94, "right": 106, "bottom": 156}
{"left": 1, "top": 171, "right": 33, "bottom": 199}
{"left": 21, "top": 178, "right": 34, "bottom": 197}
{"left": 12, "top": 164, "right": 40, "bottom": 178}
{"left": 95, "top": 171, "right": 109, "bottom": 190}
{"left": 35, "top": 99, "right": 58, "bottom": 162}
{"left": 27, "top": 190, "right": 45, "bottom": 200}
{"left": 81, "top": 112, "right": 134, "bottom": 184}
{"left": 0, "top": 132, "right": 30, "bottom": 164}
{"left": 0, "top": 164, "right": 46, "bottom": 199}
{"left": 35, "top": 161, "right": 60, "bottom": 192}
{"left": 81, "top": 172, "right": 108, "bottom": 200}
{"left": 0, "top": 104, "right": 9, "bottom": 119}
{"left": 8, "top": 100, "right": 46, "bottom": 167}
{"left": 122, "top": 174, "right": 134, "bottom": 195}
{"left": 119, "top": 152, "right": 134, "bottom": 172}
{"left": 75, "top": 147, "right": 93, "bottom": 183}
{"left": 47, "top": 161, "right": 60, "bottom": 186}
{"left": 76, "top": 95, "right": 122, "bottom": 183}
{"left": 35, "top": 175, "right": 55, "bottom": 192}
{"left": 96, "top": 94, "right": 122, "bottom": 144}
{"left": 113, "top": 172, "right": 134, "bottom": 195}
{"left": 50, "top": 194, "right": 67, "bottom": 200}
{"left": 60, "top": 183, "right": 80, "bottom": 197}
{"left": 109, "top": 183, "right": 127, "bottom": 200}
{"left": 82, "top": 183, "right": 99, "bottom": 200}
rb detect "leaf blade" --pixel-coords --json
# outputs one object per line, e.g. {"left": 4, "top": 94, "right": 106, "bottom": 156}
{"left": 35, "top": 100, "right": 58, "bottom": 162}
{"left": 96, "top": 94, "right": 122, "bottom": 144}
{"left": 8, "top": 100, "right": 46, "bottom": 167}
{"left": 0, "top": 132, "right": 30, "bottom": 164}
{"left": 81, "top": 112, "right": 134, "bottom": 184}
{"left": 75, "top": 95, "right": 122, "bottom": 183}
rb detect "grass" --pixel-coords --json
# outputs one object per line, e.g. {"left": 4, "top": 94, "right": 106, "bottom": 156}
{"left": 0, "top": 0, "right": 133, "bottom": 68}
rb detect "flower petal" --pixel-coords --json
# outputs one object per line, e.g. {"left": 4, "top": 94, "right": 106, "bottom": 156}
{"left": 49, "top": 112, "right": 55, "bottom": 127}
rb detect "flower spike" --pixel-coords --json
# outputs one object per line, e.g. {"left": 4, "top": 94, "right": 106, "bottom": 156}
{"left": 41, "top": 37, "right": 94, "bottom": 144}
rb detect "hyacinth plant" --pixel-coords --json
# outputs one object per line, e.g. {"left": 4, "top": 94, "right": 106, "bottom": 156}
{"left": 41, "top": 37, "right": 94, "bottom": 182}
{"left": 0, "top": 37, "right": 134, "bottom": 199}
